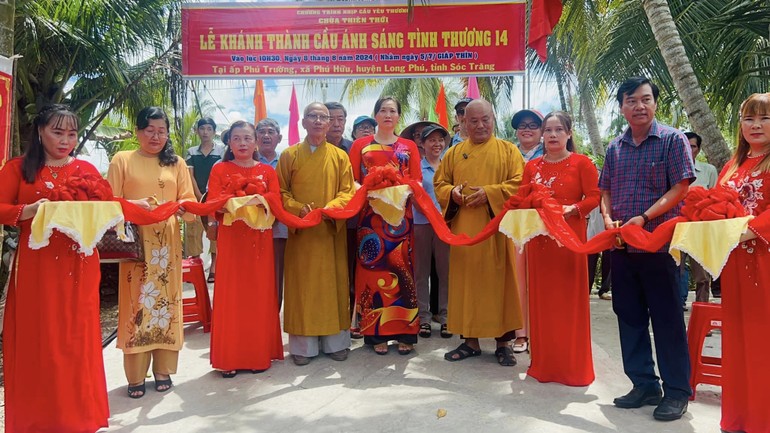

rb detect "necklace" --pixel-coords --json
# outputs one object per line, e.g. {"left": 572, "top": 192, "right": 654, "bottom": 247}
{"left": 748, "top": 150, "right": 769, "bottom": 159}
{"left": 45, "top": 157, "right": 73, "bottom": 179}
{"left": 543, "top": 152, "right": 572, "bottom": 163}
{"left": 232, "top": 159, "right": 256, "bottom": 168}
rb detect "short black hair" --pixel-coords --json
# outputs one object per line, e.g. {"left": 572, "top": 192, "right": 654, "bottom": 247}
{"left": 324, "top": 102, "right": 347, "bottom": 117}
{"left": 616, "top": 77, "right": 659, "bottom": 106}
{"left": 685, "top": 131, "right": 702, "bottom": 148}
{"left": 197, "top": 117, "right": 216, "bottom": 131}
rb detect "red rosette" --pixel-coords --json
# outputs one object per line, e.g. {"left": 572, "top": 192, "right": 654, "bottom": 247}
{"left": 362, "top": 165, "right": 403, "bottom": 189}
{"left": 681, "top": 186, "right": 748, "bottom": 221}
{"left": 224, "top": 173, "right": 268, "bottom": 197}
{"left": 505, "top": 183, "right": 554, "bottom": 210}
{"left": 47, "top": 169, "right": 114, "bottom": 202}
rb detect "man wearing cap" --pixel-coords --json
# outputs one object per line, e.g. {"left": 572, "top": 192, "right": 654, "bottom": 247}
{"left": 512, "top": 109, "right": 545, "bottom": 162}
{"left": 435, "top": 99, "right": 525, "bottom": 366}
{"left": 450, "top": 97, "right": 473, "bottom": 147}
{"left": 325, "top": 102, "right": 353, "bottom": 152}
{"left": 414, "top": 124, "right": 452, "bottom": 339}
{"left": 351, "top": 115, "right": 377, "bottom": 140}
{"left": 346, "top": 113, "right": 377, "bottom": 338}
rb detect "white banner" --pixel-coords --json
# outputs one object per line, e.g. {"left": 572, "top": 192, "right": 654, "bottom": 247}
{"left": 1, "top": 54, "right": 13, "bottom": 166}
{"left": 0, "top": 54, "right": 12, "bottom": 75}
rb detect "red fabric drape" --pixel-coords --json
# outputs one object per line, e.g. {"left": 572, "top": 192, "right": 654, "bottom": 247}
{"left": 528, "top": 0, "right": 563, "bottom": 62}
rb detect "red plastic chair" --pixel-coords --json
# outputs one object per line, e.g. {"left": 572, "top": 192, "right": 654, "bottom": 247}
{"left": 182, "top": 257, "right": 212, "bottom": 333}
{"left": 687, "top": 301, "right": 722, "bottom": 400}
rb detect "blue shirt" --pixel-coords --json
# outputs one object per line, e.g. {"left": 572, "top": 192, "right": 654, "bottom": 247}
{"left": 413, "top": 158, "right": 441, "bottom": 225}
{"left": 517, "top": 142, "right": 544, "bottom": 162}
{"left": 599, "top": 120, "right": 695, "bottom": 252}
{"left": 259, "top": 152, "right": 288, "bottom": 239}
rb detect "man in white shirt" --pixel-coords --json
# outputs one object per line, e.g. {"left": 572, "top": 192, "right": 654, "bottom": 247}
{"left": 685, "top": 132, "right": 718, "bottom": 303}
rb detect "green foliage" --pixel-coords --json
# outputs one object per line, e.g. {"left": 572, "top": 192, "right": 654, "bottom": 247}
{"left": 13, "top": 0, "right": 181, "bottom": 153}
{"left": 595, "top": 0, "right": 770, "bottom": 134}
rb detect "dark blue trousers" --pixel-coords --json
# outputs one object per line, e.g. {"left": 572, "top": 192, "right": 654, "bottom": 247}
{"left": 611, "top": 250, "right": 692, "bottom": 400}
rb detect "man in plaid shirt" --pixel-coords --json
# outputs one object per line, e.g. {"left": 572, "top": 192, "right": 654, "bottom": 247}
{"left": 599, "top": 77, "right": 695, "bottom": 422}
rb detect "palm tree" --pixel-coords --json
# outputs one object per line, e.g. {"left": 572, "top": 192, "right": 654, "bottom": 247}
{"left": 639, "top": 0, "right": 731, "bottom": 167}
{"left": 527, "top": 0, "right": 610, "bottom": 157}
{"left": 596, "top": 0, "right": 769, "bottom": 168}
{"left": 13, "top": 0, "right": 180, "bottom": 155}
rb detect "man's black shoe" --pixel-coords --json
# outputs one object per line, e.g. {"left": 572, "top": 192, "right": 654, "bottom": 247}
{"left": 613, "top": 387, "right": 663, "bottom": 408}
{"left": 653, "top": 397, "right": 688, "bottom": 421}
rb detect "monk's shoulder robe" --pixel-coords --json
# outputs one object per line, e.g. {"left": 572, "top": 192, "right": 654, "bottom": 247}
{"left": 434, "top": 136, "right": 525, "bottom": 337}
{"left": 277, "top": 141, "right": 356, "bottom": 336}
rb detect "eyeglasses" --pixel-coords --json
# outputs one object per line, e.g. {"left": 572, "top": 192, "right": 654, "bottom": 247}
{"left": 142, "top": 129, "right": 169, "bottom": 138}
{"left": 356, "top": 124, "right": 374, "bottom": 131}
{"left": 329, "top": 116, "right": 346, "bottom": 124}
{"left": 305, "top": 114, "right": 331, "bottom": 123}
{"left": 517, "top": 122, "right": 541, "bottom": 130}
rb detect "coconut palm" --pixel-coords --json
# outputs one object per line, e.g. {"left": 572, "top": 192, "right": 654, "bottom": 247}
{"left": 12, "top": 0, "right": 180, "bottom": 154}
{"left": 527, "top": 0, "right": 611, "bottom": 157}
{"left": 596, "top": 0, "right": 770, "bottom": 168}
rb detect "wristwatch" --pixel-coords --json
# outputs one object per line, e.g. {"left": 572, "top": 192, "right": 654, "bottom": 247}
{"left": 640, "top": 213, "right": 650, "bottom": 224}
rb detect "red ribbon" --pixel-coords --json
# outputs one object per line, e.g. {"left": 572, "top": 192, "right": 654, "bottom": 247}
{"left": 113, "top": 173, "right": 757, "bottom": 254}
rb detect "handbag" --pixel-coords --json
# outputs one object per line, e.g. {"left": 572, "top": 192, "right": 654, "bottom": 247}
{"left": 97, "top": 222, "right": 143, "bottom": 262}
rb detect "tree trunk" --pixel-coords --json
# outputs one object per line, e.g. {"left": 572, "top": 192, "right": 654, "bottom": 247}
{"left": 556, "top": 73, "right": 567, "bottom": 112}
{"left": 641, "top": 0, "right": 731, "bottom": 169}
{"left": 580, "top": 88, "right": 605, "bottom": 157}
{"left": 0, "top": 0, "right": 12, "bottom": 57}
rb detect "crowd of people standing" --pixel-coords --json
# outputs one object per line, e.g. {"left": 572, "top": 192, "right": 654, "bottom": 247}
{"left": 0, "top": 76, "right": 768, "bottom": 433}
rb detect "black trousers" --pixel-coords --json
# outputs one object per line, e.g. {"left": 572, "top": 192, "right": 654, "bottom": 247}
{"left": 611, "top": 250, "right": 692, "bottom": 400}
{"left": 588, "top": 250, "right": 612, "bottom": 294}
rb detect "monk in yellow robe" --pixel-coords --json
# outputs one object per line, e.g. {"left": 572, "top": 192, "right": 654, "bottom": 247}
{"left": 277, "top": 102, "right": 356, "bottom": 366}
{"left": 434, "top": 99, "right": 525, "bottom": 366}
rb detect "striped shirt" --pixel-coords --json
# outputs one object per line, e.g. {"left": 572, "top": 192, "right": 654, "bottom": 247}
{"left": 599, "top": 120, "right": 695, "bottom": 253}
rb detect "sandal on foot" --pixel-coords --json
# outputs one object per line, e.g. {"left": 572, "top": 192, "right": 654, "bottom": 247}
{"left": 444, "top": 343, "right": 481, "bottom": 362}
{"left": 221, "top": 370, "right": 237, "bottom": 378}
{"left": 512, "top": 337, "right": 529, "bottom": 354}
{"left": 154, "top": 376, "right": 173, "bottom": 392}
{"left": 495, "top": 346, "right": 517, "bottom": 366}
{"left": 251, "top": 369, "right": 266, "bottom": 374}
{"left": 398, "top": 343, "right": 413, "bottom": 355}
{"left": 374, "top": 343, "right": 389, "bottom": 355}
{"left": 127, "top": 382, "right": 146, "bottom": 399}
{"left": 440, "top": 324, "right": 453, "bottom": 339}
{"left": 349, "top": 327, "right": 363, "bottom": 339}
{"left": 207, "top": 272, "right": 216, "bottom": 283}
{"left": 419, "top": 323, "right": 432, "bottom": 338}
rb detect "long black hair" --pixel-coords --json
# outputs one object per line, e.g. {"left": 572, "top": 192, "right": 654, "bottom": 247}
{"left": 136, "top": 107, "right": 178, "bottom": 166}
{"left": 22, "top": 104, "right": 78, "bottom": 183}
{"left": 223, "top": 120, "right": 258, "bottom": 161}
